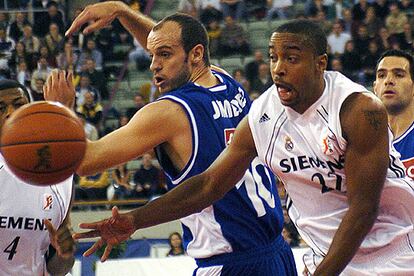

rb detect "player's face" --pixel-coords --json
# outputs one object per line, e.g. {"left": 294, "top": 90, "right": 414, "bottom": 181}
{"left": 0, "top": 88, "right": 29, "bottom": 128}
{"left": 147, "top": 22, "right": 191, "bottom": 93}
{"left": 374, "top": 56, "right": 414, "bottom": 115}
{"left": 269, "top": 32, "right": 326, "bottom": 113}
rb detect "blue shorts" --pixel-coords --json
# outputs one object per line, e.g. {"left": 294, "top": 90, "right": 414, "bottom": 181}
{"left": 193, "top": 235, "right": 297, "bottom": 276}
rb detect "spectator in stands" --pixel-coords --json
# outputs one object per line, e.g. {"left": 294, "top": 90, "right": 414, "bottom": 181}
{"left": 372, "top": 0, "right": 390, "bottom": 20}
{"left": 9, "top": 41, "right": 29, "bottom": 75}
{"left": 20, "top": 24, "right": 40, "bottom": 59}
{"left": 31, "top": 57, "right": 51, "bottom": 91}
{"left": 75, "top": 74, "right": 100, "bottom": 107}
{"left": 0, "top": 12, "right": 9, "bottom": 32}
{"left": 341, "top": 40, "right": 362, "bottom": 82}
{"left": 66, "top": 8, "right": 85, "bottom": 50}
{"left": 330, "top": 57, "right": 343, "bottom": 73}
{"left": 351, "top": 0, "right": 371, "bottom": 22}
{"left": 385, "top": 2, "right": 408, "bottom": 36}
{"left": 129, "top": 39, "right": 151, "bottom": 72}
{"left": 57, "top": 41, "right": 79, "bottom": 70}
{"left": 400, "top": 0, "right": 414, "bottom": 14}
{"left": 44, "top": 23, "right": 63, "bottom": 56}
{"left": 198, "top": 0, "right": 223, "bottom": 26}
{"left": 401, "top": 23, "right": 413, "bottom": 51}
{"left": 206, "top": 19, "right": 221, "bottom": 57}
{"left": 34, "top": 1, "right": 65, "bottom": 37}
{"left": 377, "top": 26, "right": 392, "bottom": 51}
{"left": 16, "top": 61, "right": 31, "bottom": 87}
{"left": 250, "top": 63, "right": 272, "bottom": 94}
{"left": 78, "top": 112, "right": 99, "bottom": 141}
{"left": 77, "top": 170, "right": 110, "bottom": 202}
{"left": 9, "top": 12, "right": 29, "bottom": 43}
{"left": 313, "top": 10, "right": 333, "bottom": 35}
{"left": 232, "top": 68, "right": 250, "bottom": 92}
{"left": 353, "top": 24, "right": 371, "bottom": 58}
{"left": 178, "top": 0, "right": 198, "bottom": 18}
{"left": 38, "top": 45, "right": 58, "bottom": 68}
{"left": 341, "top": 8, "right": 356, "bottom": 36}
{"left": 84, "top": 57, "right": 108, "bottom": 99}
{"left": 132, "top": 153, "right": 161, "bottom": 199}
{"left": 327, "top": 21, "right": 351, "bottom": 55}
{"left": 126, "top": 93, "right": 146, "bottom": 120}
{"left": 244, "top": 49, "right": 265, "bottom": 85}
{"left": 31, "top": 77, "right": 45, "bottom": 101}
{"left": 306, "top": 0, "right": 329, "bottom": 18}
{"left": 364, "top": 6, "right": 384, "bottom": 39}
{"left": 266, "top": 0, "right": 293, "bottom": 20}
{"left": 221, "top": 0, "right": 246, "bottom": 22}
{"left": 167, "top": 232, "right": 185, "bottom": 257}
{"left": 112, "top": 163, "right": 133, "bottom": 200}
{"left": 360, "top": 39, "right": 381, "bottom": 86}
{"left": 76, "top": 90, "right": 103, "bottom": 129}
{"left": 331, "top": 0, "right": 351, "bottom": 20}
{"left": 219, "top": 16, "right": 251, "bottom": 56}
{"left": 0, "top": 27, "right": 15, "bottom": 74}
{"left": 78, "top": 39, "right": 103, "bottom": 72}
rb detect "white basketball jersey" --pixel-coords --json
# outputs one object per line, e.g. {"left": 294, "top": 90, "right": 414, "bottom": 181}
{"left": 249, "top": 71, "right": 414, "bottom": 272}
{"left": 0, "top": 154, "right": 73, "bottom": 276}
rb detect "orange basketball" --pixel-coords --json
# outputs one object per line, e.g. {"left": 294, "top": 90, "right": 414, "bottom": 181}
{"left": 0, "top": 101, "right": 86, "bottom": 186}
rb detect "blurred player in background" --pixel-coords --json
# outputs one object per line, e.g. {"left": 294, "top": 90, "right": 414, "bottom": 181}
{"left": 374, "top": 49, "right": 414, "bottom": 180}
{"left": 47, "top": 1, "right": 297, "bottom": 275}
{"left": 0, "top": 79, "right": 75, "bottom": 275}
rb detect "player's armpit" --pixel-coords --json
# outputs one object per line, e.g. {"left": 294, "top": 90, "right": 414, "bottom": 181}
{"left": 314, "top": 93, "right": 388, "bottom": 275}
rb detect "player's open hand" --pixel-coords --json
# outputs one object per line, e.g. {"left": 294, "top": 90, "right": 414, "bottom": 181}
{"left": 72, "top": 206, "right": 136, "bottom": 262}
{"left": 44, "top": 69, "right": 75, "bottom": 110}
{"left": 66, "top": 1, "right": 128, "bottom": 37}
{"left": 44, "top": 219, "right": 76, "bottom": 259}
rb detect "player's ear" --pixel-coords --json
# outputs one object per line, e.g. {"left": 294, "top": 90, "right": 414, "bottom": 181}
{"left": 317, "top": 54, "right": 328, "bottom": 72}
{"left": 190, "top": 44, "right": 204, "bottom": 65}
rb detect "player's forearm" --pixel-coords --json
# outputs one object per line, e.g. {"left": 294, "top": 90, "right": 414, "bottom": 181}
{"left": 314, "top": 203, "right": 378, "bottom": 275}
{"left": 116, "top": 3, "right": 156, "bottom": 50}
{"left": 129, "top": 173, "right": 226, "bottom": 229}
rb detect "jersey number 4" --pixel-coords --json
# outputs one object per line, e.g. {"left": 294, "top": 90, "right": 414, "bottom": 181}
{"left": 4, "top": 236, "right": 20, "bottom": 260}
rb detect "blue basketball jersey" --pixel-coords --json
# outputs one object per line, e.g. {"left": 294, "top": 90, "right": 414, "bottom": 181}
{"left": 156, "top": 71, "right": 284, "bottom": 259}
{"left": 393, "top": 122, "right": 414, "bottom": 180}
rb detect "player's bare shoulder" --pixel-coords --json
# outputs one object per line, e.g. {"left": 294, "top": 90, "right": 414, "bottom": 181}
{"left": 340, "top": 92, "right": 388, "bottom": 141}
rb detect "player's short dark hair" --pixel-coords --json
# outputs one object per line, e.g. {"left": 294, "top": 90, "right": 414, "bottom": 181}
{"left": 154, "top": 13, "right": 210, "bottom": 66}
{"left": 0, "top": 79, "right": 31, "bottom": 102}
{"left": 376, "top": 49, "right": 414, "bottom": 81}
{"left": 274, "top": 19, "right": 327, "bottom": 56}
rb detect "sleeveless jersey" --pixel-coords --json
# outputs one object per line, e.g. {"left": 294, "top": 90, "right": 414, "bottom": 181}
{"left": 156, "top": 71, "right": 284, "bottom": 259}
{"left": 248, "top": 71, "right": 414, "bottom": 271}
{"left": 0, "top": 154, "right": 73, "bottom": 276}
{"left": 393, "top": 122, "right": 414, "bottom": 180}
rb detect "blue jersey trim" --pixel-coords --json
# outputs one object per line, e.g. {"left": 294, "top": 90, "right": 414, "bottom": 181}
{"left": 158, "top": 95, "right": 199, "bottom": 185}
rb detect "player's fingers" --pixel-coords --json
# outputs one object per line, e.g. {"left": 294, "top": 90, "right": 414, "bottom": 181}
{"left": 83, "top": 239, "right": 103, "bottom": 257}
{"left": 72, "top": 230, "right": 101, "bottom": 240}
{"left": 65, "top": 7, "right": 91, "bottom": 36}
{"left": 83, "top": 18, "right": 110, "bottom": 35}
{"left": 67, "top": 71, "right": 74, "bottom": 88}
{"left": 101, "top": 244, "right": 113, "bottom": 262}
{"left": 79, "top": 222, "right": 103, "bottom": 229}
{"left": 44, "top": 219, "right": 56, "bottom": 236}
{"left": 111, "top": 206, "right": 119, "bottom": 219}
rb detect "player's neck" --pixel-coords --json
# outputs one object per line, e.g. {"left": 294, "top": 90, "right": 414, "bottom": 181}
{"left": 388, "top": 105, "right": 414, "bottom": 139}
{"left": 190, "top": 66, "right": 219, "bottom": 87}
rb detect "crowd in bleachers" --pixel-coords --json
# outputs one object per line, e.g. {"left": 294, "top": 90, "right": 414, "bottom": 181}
{"left": 1, "top": 0, "right": 414, "bottom": 209}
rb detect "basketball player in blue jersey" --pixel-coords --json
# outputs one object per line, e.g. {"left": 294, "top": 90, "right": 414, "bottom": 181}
{"left": 68, "top": 19, "right": 414, "bottom": 275}
{"left": 0, "top": 79, "right": 75, "bottom": 275}
{"left": 50, "top": 2, "right": 296, "bottom": 275}
{"left": 374, "top": 50, "right": 414, "bottom": 180}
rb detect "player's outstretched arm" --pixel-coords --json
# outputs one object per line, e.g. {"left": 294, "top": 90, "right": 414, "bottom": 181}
{"left": 73, "top": 117, "right": 258, "bottom": 259}
{"left": 314, "top": 93, "right": 389, "bottom": 275}
{"left": 66, "top": 1, "right": 155, "bottom": 51}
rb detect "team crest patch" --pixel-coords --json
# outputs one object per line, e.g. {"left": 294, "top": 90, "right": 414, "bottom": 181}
{"left": 285, "top": 136, "right": 294, "bottom": 151}
{"left": 43, "top": 194, "right": 53, "bottom": 210}
{"left": 321, "top": 135, "right": 335, "bottom": 155}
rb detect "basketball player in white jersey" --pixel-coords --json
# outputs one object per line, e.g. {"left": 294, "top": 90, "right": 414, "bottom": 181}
{"left": 374, "top": 49, "right": 414, "bottom": 181}
{"left": 0, "top": 79, "right": 76, "bottom": 275}
{"left": 65, "top": 19, "right": 414, "bottom": 275}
